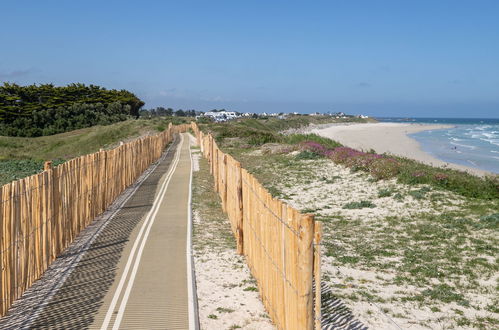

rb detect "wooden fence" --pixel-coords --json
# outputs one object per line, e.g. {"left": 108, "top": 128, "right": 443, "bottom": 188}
{"left": 0, "top": 123, "right": 190, "bottom": 316}
{"left": 191, "top": 123, "right": 322, "bottom": 330}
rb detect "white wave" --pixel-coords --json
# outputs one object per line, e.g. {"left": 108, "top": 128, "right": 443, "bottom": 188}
{"left": 479, "top": 138, "right": 499, "bottom": 147}
{"left": 476, "top": 125, "right": 491, "bottom": 130}
{"left": 482, "top": 133, "right": 498, "bottom": 139}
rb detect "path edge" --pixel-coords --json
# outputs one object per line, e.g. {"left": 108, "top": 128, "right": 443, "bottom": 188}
{"left": 187, "top": 133, "right": 200, "bottom": 330}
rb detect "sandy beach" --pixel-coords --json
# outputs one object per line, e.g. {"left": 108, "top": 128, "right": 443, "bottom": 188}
{"left": 312, "top": 123, "right": 491, "bottom": 176}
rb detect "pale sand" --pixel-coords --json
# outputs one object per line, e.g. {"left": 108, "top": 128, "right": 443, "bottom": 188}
{"left": 311, "top": 123, "right": 491, "bottom": 176}
{"left": 189, "top": 135, "right": 274, "bottom": 330}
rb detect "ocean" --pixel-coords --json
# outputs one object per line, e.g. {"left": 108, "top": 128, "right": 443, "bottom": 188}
{"left": 376, "top": 118, "right": 499, "bottom": 174}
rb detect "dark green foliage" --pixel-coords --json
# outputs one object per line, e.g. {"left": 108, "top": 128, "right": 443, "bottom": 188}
{"left": 0, "top": 102, "right": 131, "bottom": 137}
{"left": 343, "top": 200, "right": 376, "bottom": 209}
{"left": 295, "top": 150, "right": 321, "bottom": 160}
{"left": 0, "top": 83, "right": 144, "bottom": 136}
{"left": 477, "top": 213, "right": 499, "bottom": 230}
{"left": 378, "top": 188, "right": 394, "bottom": 197}
{"left": 0, "top": 159, "right": 65, "bottom": 186}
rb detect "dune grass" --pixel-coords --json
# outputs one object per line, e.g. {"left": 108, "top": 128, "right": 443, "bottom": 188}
{"left": 0, "top": 117, "right": 192, "bottom": 186}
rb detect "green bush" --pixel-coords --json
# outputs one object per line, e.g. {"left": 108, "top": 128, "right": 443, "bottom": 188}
{"left": 295, "top": 150, "right": 321, "bottom": 160}
{"left": 343, "top": 200, "right": 376, "bottom": 209}
{"left": 378, "top": 188, "right": 394, "bottom": 197}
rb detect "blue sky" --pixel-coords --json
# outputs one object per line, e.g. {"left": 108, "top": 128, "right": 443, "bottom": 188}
{"left": 1, "top": 1, "right": 498, "bottom": 117}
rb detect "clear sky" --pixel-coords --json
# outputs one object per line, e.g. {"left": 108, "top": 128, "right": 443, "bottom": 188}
{"left": 1, "top": 1, "right": 498, "bottom": 117}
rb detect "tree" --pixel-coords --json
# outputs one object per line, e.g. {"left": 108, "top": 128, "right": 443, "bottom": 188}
{"left": 0, "top": 83, "right": 144, "bottom": 136}
{"left": 175, "top": 109, "right": 186, "bottom": 117}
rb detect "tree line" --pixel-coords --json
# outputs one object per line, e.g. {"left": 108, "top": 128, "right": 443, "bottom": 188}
{"left": 0, "top": 83, "right": 144, "bottom": 137}
{"left": 139, "top": 107, "right": 200, "bottom": 118}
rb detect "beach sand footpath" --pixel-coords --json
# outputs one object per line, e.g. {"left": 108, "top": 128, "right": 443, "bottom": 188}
{"left": 311, "top": 123, "right": 491, "bottom": 176}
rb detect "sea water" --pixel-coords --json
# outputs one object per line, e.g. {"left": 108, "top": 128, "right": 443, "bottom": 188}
{"left": 377, "top": 118, "right": 499, "bottom": 174}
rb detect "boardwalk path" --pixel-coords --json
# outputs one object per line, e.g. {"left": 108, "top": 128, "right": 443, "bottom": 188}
{"left": 0, "top": 133, "right": 197, "bottom": 329}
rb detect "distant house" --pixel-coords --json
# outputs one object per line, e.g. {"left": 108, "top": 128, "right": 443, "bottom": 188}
{"left": 203, "top": 110, "right": 239, "bottom": 122}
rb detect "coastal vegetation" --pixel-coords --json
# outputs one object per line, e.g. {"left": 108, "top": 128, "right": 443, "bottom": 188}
{"left": 200, "top": 118, "right": 498, "bottom": 200}
{"left": 0, "top": 117, "right": 192, "bottom": 186}
{"left": 197, "top": 117, "right": 498, "bottom": 328}
{"left": 0, "top": 83, "right": 144, "bottom": 137}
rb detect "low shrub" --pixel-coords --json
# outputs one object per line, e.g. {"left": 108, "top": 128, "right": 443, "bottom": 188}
{"left": 378, "top": 188, "right": 394, "bottom": 198}
{"left": 477, "top": 213, "right": 499, "bottom": 230}
{"left": 295, "top": 150, "right": 321, "bottom": 160}
{"left": 343, "top": 200, "right": 376, "bottom": 209}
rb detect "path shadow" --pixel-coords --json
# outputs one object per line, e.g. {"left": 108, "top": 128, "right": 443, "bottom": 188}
{"left": 320, "top": 282, "right": 369, "bottom": 330}
{"left": 0, "top": 138, "right": 180, "bottom": 329}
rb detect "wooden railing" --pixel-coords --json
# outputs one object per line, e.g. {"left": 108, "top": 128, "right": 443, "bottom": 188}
{"left": 191, "top": 122, "right": 322, "bottom": 330}
{"left": 0, "top": 123, "right": 190, "bottom": 316}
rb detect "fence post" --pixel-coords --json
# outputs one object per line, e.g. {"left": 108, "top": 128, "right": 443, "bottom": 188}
{"left": 298, "top": 214, "right": 315, "bottom": 330}
{"left": 221, "top": 154, "right": 227, "bottom": 211}
{"left": 314, "top": 221, "right": 323, "bottom": 330}
{"left": 214, "top": 147, "right": 219, "bottom": 193}
{"left": 209, "top": 135, "right": 214, "bottom": 175}
{"left": 235, "top": 161, "right": 244, "bottom": 255}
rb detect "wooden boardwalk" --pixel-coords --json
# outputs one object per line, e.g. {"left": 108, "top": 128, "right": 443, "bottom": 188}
{"left": 0, "top": 133, "right": 197, "bottom": 329}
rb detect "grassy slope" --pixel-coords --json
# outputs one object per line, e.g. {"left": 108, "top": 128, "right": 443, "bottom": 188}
{"left": 0, "top": 117, "right": 192, "bottom": 185}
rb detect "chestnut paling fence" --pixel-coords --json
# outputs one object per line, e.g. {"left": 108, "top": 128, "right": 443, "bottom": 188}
{"left": 191, "top": 122, "right": 323, "bottom": 330}
{"left": 0, "top": 123, "right": 191, "bottom": 316}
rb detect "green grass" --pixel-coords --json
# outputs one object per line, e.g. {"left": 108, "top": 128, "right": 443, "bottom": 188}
{"left": 0, "top": 117, "right": 192, "bottom": 186}
{"left": 284, "top": 133, "right": 343, "bottom": 149}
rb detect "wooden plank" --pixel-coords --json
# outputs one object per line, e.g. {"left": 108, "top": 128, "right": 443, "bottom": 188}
{"left": 297, "top": 214, "right": 315, "bottom": 330}
{"left": 314, "top": 221, "right": 323, "bottom": 330}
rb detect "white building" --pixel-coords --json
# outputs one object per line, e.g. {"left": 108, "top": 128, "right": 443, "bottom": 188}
{"left": 203, "top": 111, "right": 239, "bottom": 122}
